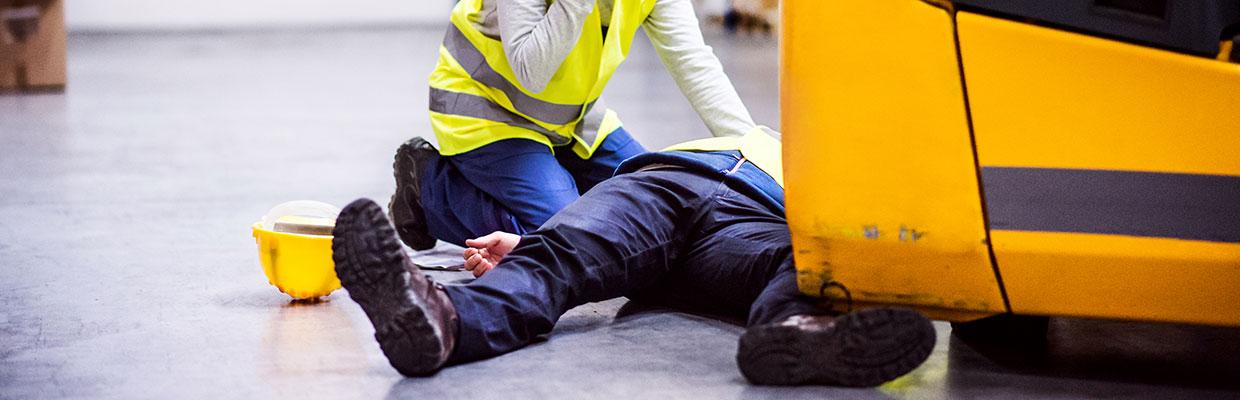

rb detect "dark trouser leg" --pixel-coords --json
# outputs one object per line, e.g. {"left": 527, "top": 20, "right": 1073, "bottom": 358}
{"left": 441, "top": 170, "right": 723, "bottom": 363}
{"left": 422, "top": 130, "right": 644, "bottom": 246}
{"left": 746, "top": 257, "right": 821, "bottom": 325}
{"left": 631, "top": 188, "right": 821, "bottom": 327}
{"left": 420, "top": 154, "right": 523, "bottom": 246}
{"left": 420, "top": 139, "right": 579, "bottom": 245}
{"left": 554, "top": 127, "right": 647, "bottom": 194}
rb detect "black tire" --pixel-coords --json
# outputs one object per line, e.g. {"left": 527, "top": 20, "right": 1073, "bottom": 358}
{"left": 950, "top": 314, "right": 1050, "bottom": 349}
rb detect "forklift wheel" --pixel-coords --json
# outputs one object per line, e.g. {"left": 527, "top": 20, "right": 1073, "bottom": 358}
{"left": 950, "top": 314, "right": 1050, "bottom": 349}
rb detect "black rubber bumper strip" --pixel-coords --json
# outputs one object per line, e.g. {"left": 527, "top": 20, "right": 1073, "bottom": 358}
{"left": 981, "top": 167, "right": 1240, "bottom": 243}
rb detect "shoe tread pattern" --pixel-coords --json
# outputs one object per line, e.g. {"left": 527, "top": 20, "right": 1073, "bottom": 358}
{"left": 737, "top": 308, "right": 936, "bottom": 387}
{"left": 333, "top": 199, "right": 444, "bottom": 376}
{"left": 388, "top": 138, "right": 437, "bottom": 250}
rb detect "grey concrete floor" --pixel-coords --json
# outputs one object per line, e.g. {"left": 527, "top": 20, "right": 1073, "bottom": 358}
{"left": 2, "top": 26, "right": 1240, "bottom": 400}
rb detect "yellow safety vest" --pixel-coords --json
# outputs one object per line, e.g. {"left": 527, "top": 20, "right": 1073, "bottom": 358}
{"left": 429, "top": 0, "right": 657, "bottom": 159}
{"left": 664, "top": 126, "right": 784, "bottom": 187}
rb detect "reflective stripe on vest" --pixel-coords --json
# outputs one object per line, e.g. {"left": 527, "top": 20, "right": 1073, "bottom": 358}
{"left": 429, "top": 87, "right": 572, "bottom": 145}
{"left": 440, "top": 24, "right": 589, "bottom": 126}
{"left": 429, "top": 0, "right": 656, "bottom": 157}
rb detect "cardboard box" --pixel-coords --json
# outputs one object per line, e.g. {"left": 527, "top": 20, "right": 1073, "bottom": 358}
{"left": 0, "top": 0, "right": 66, "bottom": 92}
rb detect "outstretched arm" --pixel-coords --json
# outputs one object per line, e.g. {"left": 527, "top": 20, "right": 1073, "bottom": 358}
{"left": 497, "top": 0, "right": 597, "bottom": 93}
{"left": 644, "top": 0, "right": 756, "bottom": 137}
{"left": 463, "top": 231, "right": 522, "bottom": 277}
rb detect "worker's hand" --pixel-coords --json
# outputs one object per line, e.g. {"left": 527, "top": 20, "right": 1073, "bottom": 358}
{"left": 462, "top": 231, "right": 520, "bottom": 278}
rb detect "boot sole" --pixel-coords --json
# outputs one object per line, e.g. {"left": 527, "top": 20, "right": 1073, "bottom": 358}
{"left": 389, "top": 138, "right": 437, "bottom": 251}
{"left": 333, "top": 199, "right": 444, "bottom": 376}
{"left": 737, "top": 307, "right": 936, "bottom": 387}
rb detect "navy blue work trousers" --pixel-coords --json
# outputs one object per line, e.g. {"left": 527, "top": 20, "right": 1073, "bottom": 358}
{"left": 420, "top": 128, "right": 647, "bottom": 246}
{"left": 441, "top": 167, "right": 821, "bottom": 364}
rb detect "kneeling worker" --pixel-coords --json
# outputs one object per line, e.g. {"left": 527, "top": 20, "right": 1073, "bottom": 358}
{"left": 332, "top": 128, "right": 936, "bottom": 386}
{"left": 392, "top": 0, "right": 761, "bottom": 250}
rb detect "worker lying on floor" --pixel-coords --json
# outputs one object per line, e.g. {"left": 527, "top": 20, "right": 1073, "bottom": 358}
{"left": 332, "top": 128, "right": 936, "bottom": 386}
{"left": 391, "top": 0, "right": 759, "bottom": 251}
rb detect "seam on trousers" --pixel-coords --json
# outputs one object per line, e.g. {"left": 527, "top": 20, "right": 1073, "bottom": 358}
{"left": 726, "top": 156, "right": 748, "bottom": 175}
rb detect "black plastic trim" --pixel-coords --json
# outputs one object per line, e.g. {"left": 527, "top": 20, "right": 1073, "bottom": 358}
{"left": 982, "top": 167, "right": 1240, "bottom": 243}
{"left": 1232, "top": 34, "right": 1240, "bottom": 62}
{"left": 953, "top": 0, "right": 1240, "bottom": 57}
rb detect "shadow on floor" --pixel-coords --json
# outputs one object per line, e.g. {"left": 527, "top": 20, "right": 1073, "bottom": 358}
{"left": 947, "top": 317, "right": 1240, "bottom": 395}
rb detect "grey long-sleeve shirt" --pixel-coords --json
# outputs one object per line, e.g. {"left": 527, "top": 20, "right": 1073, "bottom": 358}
{"left": 474, "top": 0, "right": 756, "bottom": 138}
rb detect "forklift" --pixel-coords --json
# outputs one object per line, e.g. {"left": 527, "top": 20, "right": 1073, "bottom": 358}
{"left": 782, "top": 0, "right": 1240, "bottom": 337}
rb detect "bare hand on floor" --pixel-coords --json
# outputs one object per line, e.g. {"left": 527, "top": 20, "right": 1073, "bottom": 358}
{"left": 463, "top": 231, "right": 521, "bottom": 277}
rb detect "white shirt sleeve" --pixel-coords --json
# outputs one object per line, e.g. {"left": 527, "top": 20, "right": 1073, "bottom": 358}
{"left": 494, "top": 0, "right": 757, "bottom": 137}
{"left": 643, "top": 0, "right": 756, "bottom": 137}
{"left": 497, "top": 0, "right": 596, "bottom": 94}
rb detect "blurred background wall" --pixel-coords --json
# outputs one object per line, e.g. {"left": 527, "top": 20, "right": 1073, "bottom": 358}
{"left": 62, "top": 1, "right": 771, "bottom": 33}
{"left": 64, "top": 0, "right": 455, "bottom": 32}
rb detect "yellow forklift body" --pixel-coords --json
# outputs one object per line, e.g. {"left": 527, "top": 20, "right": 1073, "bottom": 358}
{"left": 784, "top": 0, "right": 1240, "bottom": 325}
{"left": 782, "top": 0, "right": 1006, "bottom": 321}
{"left": 957, "top": 12, "right": 1240, "bottom": 326}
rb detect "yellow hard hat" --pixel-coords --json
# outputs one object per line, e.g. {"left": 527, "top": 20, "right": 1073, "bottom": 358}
{"left": 252, "top": 201, "right": 341, "bottom": 299}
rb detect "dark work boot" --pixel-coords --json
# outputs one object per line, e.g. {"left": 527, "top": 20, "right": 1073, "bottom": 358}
{"left": 333, "top": 198, "right": 459, "bottom": 376}
{"left": 737, "top": 307, "right": 936, "bottom": 387}
{"left": 389, "top": 137, "right": 439, "bottom": 251}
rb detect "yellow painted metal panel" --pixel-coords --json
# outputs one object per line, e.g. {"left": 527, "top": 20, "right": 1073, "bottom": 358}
{"left": 782, "top": 0, "right": 1005, "bottom": 317}
{"left": 990, "top": 231, "right": 1240, "bottom": 326}
{"left": 958, "top": 12, "right": 1240, "bottom": 176}
{"left": 958, "top": 13, "right": 1240, "bottom": 326}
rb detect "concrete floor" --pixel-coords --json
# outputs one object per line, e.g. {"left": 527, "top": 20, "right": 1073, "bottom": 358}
{"left": 2, "top": 27, "right": 1240, "bottom": 399}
